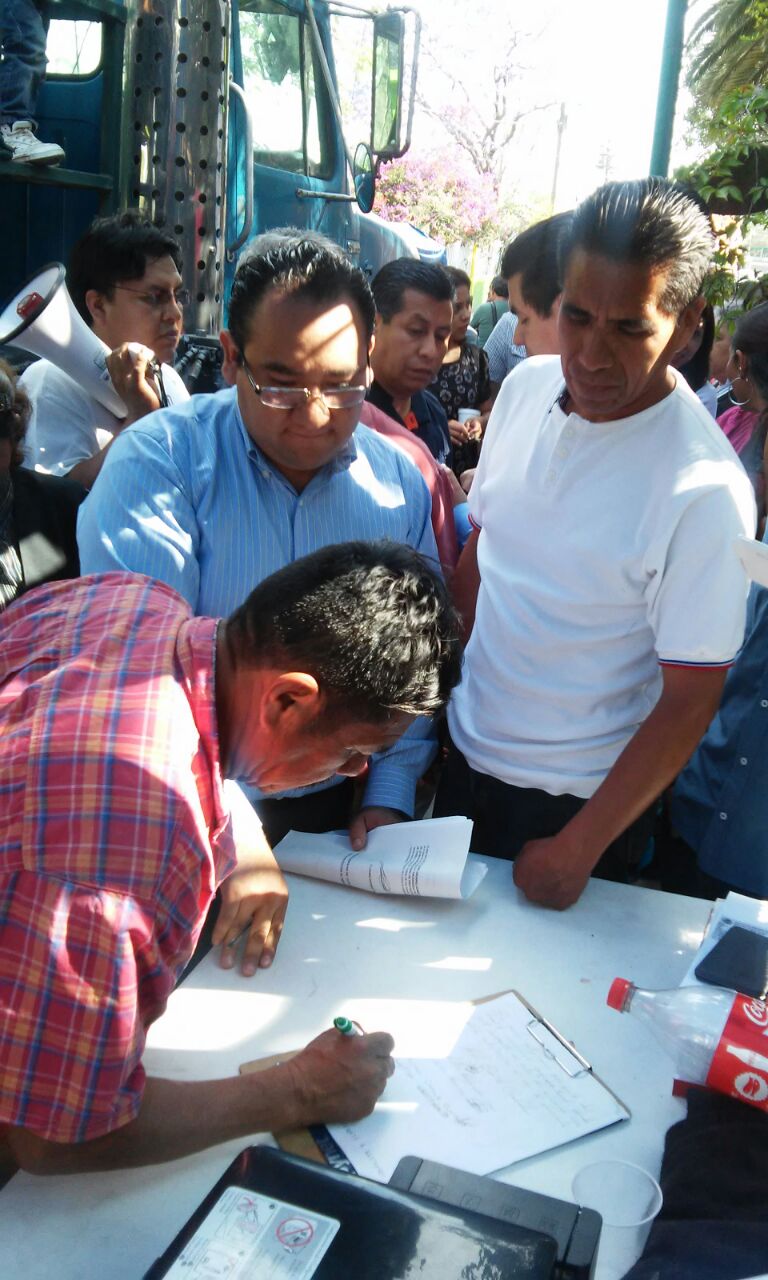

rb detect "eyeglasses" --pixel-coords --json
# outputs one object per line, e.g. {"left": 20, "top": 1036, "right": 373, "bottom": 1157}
{"left": 113, "top": 285, "right": 190, "bottom": 311}
{"left": 239, "top": 355, "right": 366, "bottom": 411}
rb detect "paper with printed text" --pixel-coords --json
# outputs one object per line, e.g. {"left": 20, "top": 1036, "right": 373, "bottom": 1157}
{"left": 274, "top": 816, "right": 485, "bottom": 900}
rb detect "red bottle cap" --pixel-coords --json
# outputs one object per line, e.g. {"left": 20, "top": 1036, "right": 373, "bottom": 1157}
{"left": 607, "top": 977, "right": 632, "bottom": 1010}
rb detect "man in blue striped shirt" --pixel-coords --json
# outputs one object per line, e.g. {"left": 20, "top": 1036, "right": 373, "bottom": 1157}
{"left": 78, "top": 241, "right": 439, "bottom": 850}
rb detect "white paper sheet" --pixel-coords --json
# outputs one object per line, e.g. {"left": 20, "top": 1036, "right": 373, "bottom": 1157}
{"left": 328, "top": 992, "right": 628, "bottom": 1182}
{"left": 273, "top": 816, "right": 486, "bottom": 900}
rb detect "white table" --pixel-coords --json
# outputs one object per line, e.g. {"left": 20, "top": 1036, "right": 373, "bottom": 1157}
{"left": 0, "top": 856, "right": 711, "bottom": 1280}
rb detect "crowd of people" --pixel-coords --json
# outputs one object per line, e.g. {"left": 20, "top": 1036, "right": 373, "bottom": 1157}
{"left": 1, "top": 178, "right": 768, "bottom": 1272}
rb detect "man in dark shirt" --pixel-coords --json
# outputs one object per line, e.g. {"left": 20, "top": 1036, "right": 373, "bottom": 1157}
{"left": 471, "top": 274, "right": 509, "bottom": 347}
{"left": 368, "top": 260, "right": 454, "bottom": 467}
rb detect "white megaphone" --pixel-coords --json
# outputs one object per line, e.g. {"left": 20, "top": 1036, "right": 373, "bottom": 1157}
{"left": 0, "top": 263, "right": 127, "bottom": 418}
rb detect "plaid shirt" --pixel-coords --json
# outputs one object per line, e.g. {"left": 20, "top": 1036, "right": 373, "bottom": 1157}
{"left": 0, "top": 573, "right": 236, "bottom": 1144}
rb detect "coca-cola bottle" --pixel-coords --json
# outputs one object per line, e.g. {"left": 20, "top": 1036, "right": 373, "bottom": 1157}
{"left": 607, "top": 978, "right": 768, "bottom": 1111}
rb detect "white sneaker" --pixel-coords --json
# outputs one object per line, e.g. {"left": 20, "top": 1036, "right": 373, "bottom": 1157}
{"left": 0, "top": 120, "right": 65, "bottom": 166}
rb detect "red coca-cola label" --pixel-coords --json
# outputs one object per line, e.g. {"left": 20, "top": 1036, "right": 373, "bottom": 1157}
{"left": 705, "top": 994, "right": 768, "bottom": 1110}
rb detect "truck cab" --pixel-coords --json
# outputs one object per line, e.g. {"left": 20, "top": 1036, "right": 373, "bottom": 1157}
{"left": 0, "top": 0, "right": 422, "bottom": 347}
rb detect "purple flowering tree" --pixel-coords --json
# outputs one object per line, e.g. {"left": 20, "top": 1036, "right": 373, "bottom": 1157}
{"left": 374, "top": 152, "right": 499, "bottom": 244}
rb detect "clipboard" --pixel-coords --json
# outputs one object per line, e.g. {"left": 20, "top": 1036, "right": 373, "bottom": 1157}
{"left": 507, "top": 989, "right": 628, "bottom": 1108}
{"left": 239, "top": 990, "right": 629, "bottom": 1173}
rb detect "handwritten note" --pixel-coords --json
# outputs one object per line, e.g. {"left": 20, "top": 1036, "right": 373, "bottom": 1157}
{"left": 273, "top": 816, "right": 486, "bottom": 900}
{"left": 328, "top": 992, "right": 628, "bottom": 1181}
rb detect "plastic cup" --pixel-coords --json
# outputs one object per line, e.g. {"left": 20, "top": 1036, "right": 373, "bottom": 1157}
{"left": 457, "top": 407, "right": 479, "bottom": 424}
{"left": 572, "top": 1160, "right": 662, "bottom": 1279}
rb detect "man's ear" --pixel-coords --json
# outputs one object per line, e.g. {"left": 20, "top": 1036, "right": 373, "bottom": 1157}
{"left": 84, "top": 288, "right": 108, "bottom": 330}
{"left": 219, "top": 330, "right": 241, "bottom": 387}
{"left": 672, "top": 295, "right": 706, "bottom": 354}
{"left": 262, "top": 672, "right": 322, "bottom": 730}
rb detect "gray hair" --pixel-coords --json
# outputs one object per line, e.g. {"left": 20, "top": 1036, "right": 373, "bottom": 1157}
{"left": 237, "top": 226, "right": 345, "bottom": 270}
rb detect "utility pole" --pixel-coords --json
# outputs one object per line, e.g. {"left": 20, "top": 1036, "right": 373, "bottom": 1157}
{"left": 597, "top": 144, "right": 613, "bottom": 184}
{"left": 650, "top": 0, "right": 688, "bottom": 176}
{"left": 550, "top": 102, "right": 567, "bottom": 213}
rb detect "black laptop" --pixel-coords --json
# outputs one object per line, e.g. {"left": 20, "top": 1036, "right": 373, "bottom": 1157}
{"left": 145, "top": 1145, "right": 562, "bottom": 1279}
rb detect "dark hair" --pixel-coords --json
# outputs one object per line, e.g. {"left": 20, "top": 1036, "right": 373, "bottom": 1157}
{"left": 372, "top": 259, "right": 454, "bottom": 321}
{"left": 677, "top": 303, "right": 715, "bottom": 393}
{"left": 239, "top": 226, "right": 343, "bottom": 263}
{"left": 0, "top": 359, "right": 30, "bottom": 469}
{"left": 445, "top": 265, "right": 471, "bottom": 293}
{"left": 228, "top": 240, "right": 376, "bottom": 351}
{"left": 501, "top": 212, "right": 573, "bottom": 317}
{"left": 67, "top": 211, "right": 182, "bottom": 327}
{"left": 225, "top": 540, "right": 462, "bottom": 722}
{"left": 490, "top": 275, "right": 508, "bottom": 298}
{"left": 561, "top": 178, "right": 714, "bottom": 314}
{"left": 734, "top": 302, "right": 768, "bottom": 404}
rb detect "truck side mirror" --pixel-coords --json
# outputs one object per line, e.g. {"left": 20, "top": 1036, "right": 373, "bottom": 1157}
{"left": 353, "top": 143, "right": 375, "bottom": 214}
{"left": 371, "top": 10, "right": 417, "bottom": 162}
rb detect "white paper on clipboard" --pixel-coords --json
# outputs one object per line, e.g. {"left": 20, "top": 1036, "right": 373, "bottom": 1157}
{"left": 328, "top": 990, "right": 629, "bottom": 1183}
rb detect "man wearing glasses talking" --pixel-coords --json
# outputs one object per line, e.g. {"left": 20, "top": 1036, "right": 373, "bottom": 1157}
{"left": 21, "top": 212, "right": 189, "bottom": 487}
{"left": 78, "top": 240, "right": 438, "bottom": 916}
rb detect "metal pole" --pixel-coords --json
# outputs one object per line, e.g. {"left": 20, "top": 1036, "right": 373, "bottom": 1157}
{"left": 649, "top": 0, "right": 688, "bottom": 177}
{"left": 550, "top": 103, "right": 567, "bottom": 213}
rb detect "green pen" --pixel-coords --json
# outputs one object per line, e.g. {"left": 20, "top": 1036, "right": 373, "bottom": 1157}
{"left": 333, "top": 1015, "right": 364, "bottom": 1037}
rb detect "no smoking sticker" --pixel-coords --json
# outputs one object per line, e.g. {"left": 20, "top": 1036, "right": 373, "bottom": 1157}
{"left": 163, "top": 1185, "right": 339, "bottom": 1278}
{"left": 276, "top": 1217, "right": 315, "bottom": 1250}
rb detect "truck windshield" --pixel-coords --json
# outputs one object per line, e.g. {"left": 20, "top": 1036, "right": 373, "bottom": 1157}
{"left": 240, "top": 5, "right": 330, "bottom": 178}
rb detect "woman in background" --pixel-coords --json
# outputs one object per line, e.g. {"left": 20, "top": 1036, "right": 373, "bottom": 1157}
{"left": 717, "top": 303, "right": 768, "bottom": 533}
{"left": 674, "top": 304, "right": 717, "bottom": 416}
{"left": 429, "top": 266, "right": 493, "bottom": 478}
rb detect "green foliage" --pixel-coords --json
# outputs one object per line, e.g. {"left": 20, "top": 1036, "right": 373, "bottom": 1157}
{"left": 751, "top": 0, "right": 768, "bottom": 28}
{"left": 687, "top": 0, "right": 768, "bottom": 113}
{"left": 675, "top": 86, "right": 768, "bottom": 306}
{"left": 676, "top": 85, "right": 768, "bottom": 214}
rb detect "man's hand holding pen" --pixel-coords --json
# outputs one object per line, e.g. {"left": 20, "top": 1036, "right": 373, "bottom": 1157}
{"left": 282, "top": 1026, "right": 395, "bottom": 1127}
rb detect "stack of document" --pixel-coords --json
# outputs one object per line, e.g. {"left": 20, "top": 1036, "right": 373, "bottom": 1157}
{"left": 273, "top": 815, "right": 486, "bottom": 900}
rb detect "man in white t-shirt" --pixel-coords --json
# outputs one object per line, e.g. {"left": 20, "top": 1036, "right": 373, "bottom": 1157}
{"left": 21, "top": 212, "right": 189, "bottom": 487}
{"left": 435, "top": 177, "right": 756, "bottom": 910}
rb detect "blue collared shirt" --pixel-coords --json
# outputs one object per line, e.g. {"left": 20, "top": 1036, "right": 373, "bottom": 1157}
{"left": 483, "top": 311, "right": 527, "bottom": 383}
{"left": 672, "top": 573, "right": 768, "bottom": 896}
{"left": 77, "top": 388, "right": 440, "bottom": 816}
